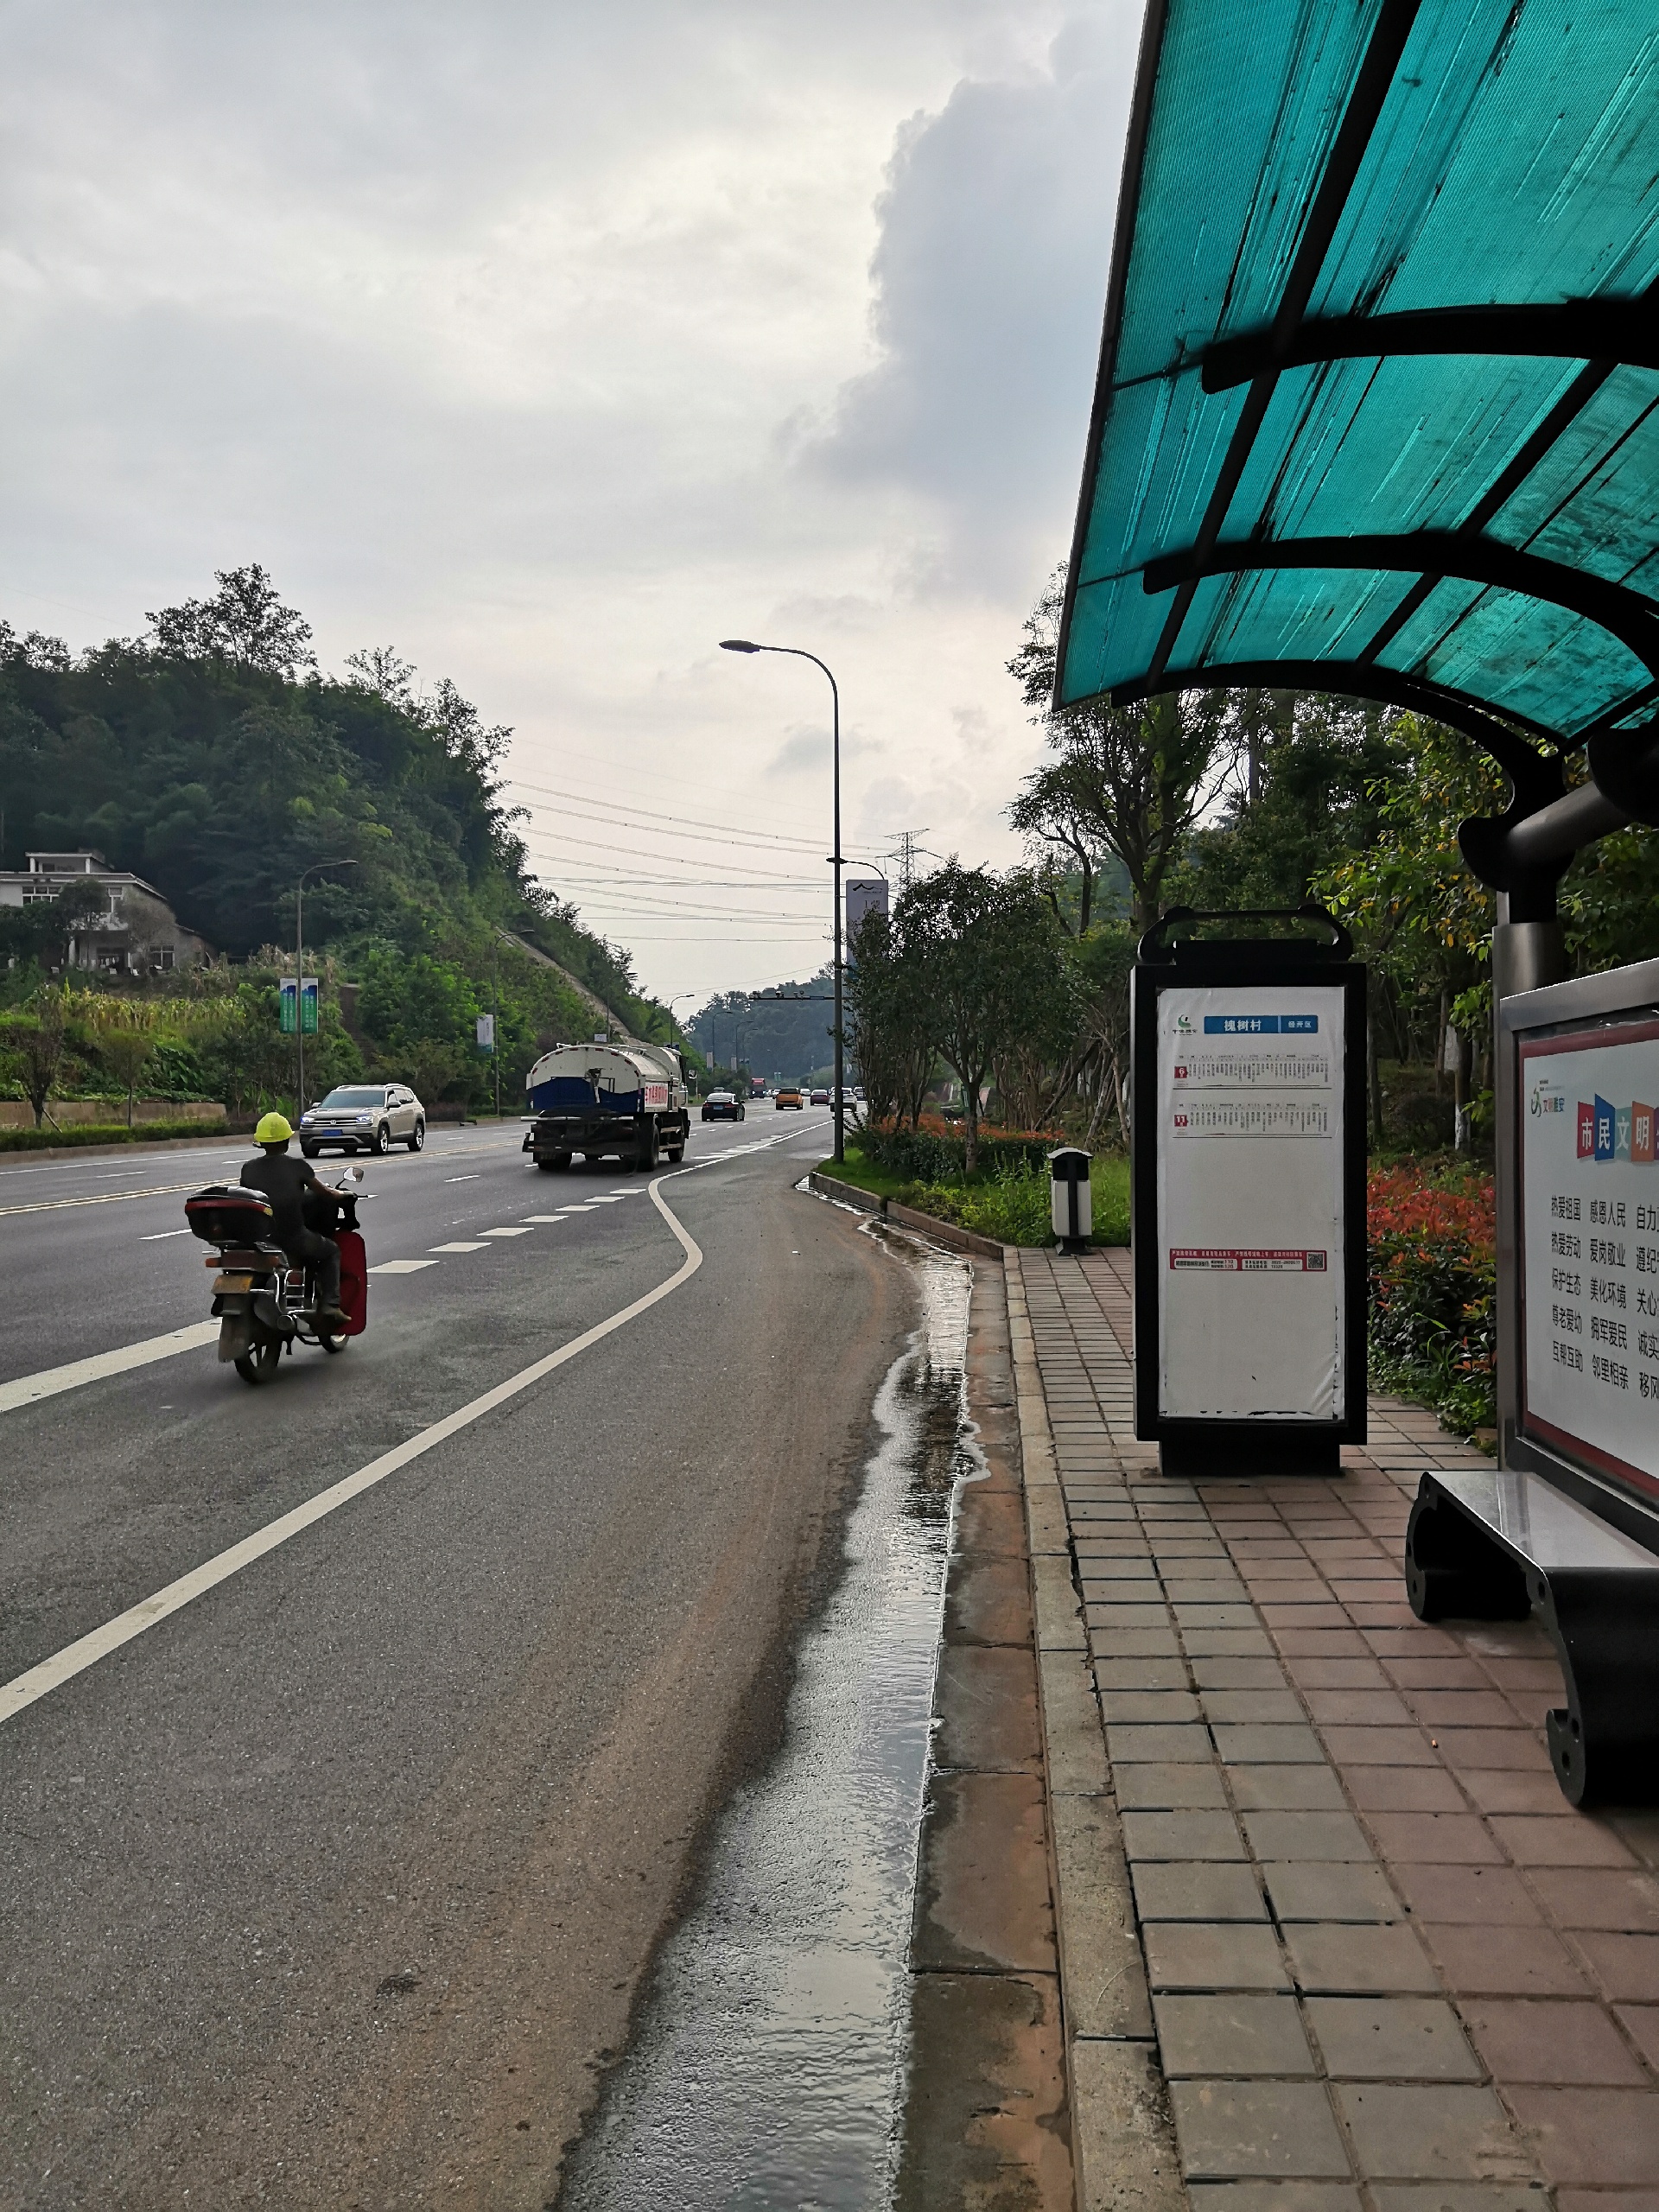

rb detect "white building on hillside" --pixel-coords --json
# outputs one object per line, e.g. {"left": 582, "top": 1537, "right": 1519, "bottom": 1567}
{"left": 0, "top": 851, "right": 209, "bottom": 976}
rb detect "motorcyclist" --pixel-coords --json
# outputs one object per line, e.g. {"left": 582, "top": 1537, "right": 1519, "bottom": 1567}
{"left": 240, "top": 1111, "right": 348, "bottom": 1329}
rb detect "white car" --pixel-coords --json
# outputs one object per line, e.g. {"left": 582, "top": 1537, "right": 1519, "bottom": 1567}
{"left": 300, "top": 1084, "right": 426, "bottom": 1157}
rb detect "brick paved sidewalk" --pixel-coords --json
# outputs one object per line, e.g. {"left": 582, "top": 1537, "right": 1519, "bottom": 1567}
{"left": 1016, "top": 1245, "right": 1659, "bottom": 2211}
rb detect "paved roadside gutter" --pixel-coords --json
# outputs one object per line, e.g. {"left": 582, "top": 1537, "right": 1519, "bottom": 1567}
{"left": 1012, "top": 1243, "right": 1659, "bottom": 2209}
{"left": 897, "top": 1255, "right": 1072, "bottom": 2210}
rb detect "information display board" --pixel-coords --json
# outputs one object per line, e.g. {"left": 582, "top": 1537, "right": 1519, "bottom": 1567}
{"left": 1157, "top": 986, "right": 1347, "bottom": 1420}
{"left": 1131, "top": 931, "right": 1367, "bottom": 1471}
{"left": 1520, "top": 1016, "right": 1659, "bottom": 1500}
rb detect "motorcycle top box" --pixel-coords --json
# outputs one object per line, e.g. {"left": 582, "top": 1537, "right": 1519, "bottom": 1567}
{"left": 185, "top": 1185, "right": 280, "bottom": 1248}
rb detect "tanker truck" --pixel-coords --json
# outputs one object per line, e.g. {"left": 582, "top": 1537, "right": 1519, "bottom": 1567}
{"left": 520, "top": 1036, "right": 691, "bottom": 1173}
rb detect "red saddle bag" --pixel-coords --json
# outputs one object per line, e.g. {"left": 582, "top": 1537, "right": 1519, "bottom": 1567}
{"left": 334, "top": 1229, "right": 369, "bottom": 1336}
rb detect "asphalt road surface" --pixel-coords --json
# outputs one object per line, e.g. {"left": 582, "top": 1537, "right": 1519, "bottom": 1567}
{"left": 0, "top": 1112, "right": 917, "bottom": 2209}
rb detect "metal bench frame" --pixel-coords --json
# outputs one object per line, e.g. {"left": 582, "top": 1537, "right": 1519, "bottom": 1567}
{"left": 1406, "top": 1466, "right": 1659, "bottom": 1807}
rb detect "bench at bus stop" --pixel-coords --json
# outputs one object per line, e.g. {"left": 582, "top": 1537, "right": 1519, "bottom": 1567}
{"left": 1407, "top": 1465, "right": 1659, "bottom": 1806}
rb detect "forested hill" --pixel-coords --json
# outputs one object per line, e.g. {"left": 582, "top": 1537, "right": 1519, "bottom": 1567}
{"left": 0, "top": 569, "right": 661, "bottom": 1033}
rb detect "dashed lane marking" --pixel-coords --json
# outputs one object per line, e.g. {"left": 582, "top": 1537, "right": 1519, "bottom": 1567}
{"left": 480, "top": 1226, "right": 535, "bottom": 1237}
{"left": 429, "top": 1241, "right": 490, "bottom": 1254}
{"left": 368, "top": 1259, "right": 439, "bottom": 1275}
{"left": 0, "top": 1173, "right": 704, "bottom": 1727}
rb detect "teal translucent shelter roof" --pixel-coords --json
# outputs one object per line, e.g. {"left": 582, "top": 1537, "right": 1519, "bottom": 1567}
{"left": 1054, "top": 0, "right": 1659, "bottom": 778}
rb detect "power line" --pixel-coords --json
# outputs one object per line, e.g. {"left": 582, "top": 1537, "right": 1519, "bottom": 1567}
{"left": 512, "top": 780, "right": 828, "bottom": 855}
{"left": 524, "top": 829, "right": 830, "bottom": 876}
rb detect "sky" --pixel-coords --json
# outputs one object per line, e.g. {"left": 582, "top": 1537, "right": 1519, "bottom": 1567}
{"left": 0, "top": 0, "right": 1140, "bottom": 1007}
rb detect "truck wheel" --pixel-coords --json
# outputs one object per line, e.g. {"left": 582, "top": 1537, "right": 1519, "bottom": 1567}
{"left": 665, "top": 1145, "right": 683, "bottom": 1161}
{"left": 637, "top": 1120, "right": 659, "bottom": 1171}
{"left": 536, "top": 1154, "right": 570, "bottom": 1172}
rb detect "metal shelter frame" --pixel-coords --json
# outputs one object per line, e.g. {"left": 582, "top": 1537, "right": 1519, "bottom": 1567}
{"left": 1053, "top": 0, "right": 1659, "bottom": 1473}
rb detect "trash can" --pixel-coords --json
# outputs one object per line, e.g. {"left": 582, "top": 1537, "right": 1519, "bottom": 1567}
{"left": 1048, "top": 1147, "right": 1092, "bottom": 1253}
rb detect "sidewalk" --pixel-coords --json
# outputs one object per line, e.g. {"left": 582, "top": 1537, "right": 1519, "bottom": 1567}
{"left": 1010, "top": 1246, "right": 1659, "bottom": 2212}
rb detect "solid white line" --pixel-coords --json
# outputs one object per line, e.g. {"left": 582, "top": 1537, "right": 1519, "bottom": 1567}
{"left": 0, "top": 1321, "right": 220, "bottom": 1415}
{"left": 0, "top": 1175, "right": 704, "bottom": 1729}
{"left": 0, "top": 1179, "right": 206, "bottom": 1218}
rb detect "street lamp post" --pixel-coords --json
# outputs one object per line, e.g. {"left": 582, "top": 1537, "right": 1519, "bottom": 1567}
{"left": 294, "top": 860, "right": 358, "bottom": 1115}
{"left": 720, "top": 639, "right": 846, "bottom": 1164}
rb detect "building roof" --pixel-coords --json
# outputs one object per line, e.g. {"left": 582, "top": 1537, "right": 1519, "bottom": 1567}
{"left": 1055, "top": 0, "right": 1659, "bottom": 800}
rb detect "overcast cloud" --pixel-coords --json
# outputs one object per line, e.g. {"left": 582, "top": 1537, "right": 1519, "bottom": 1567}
{"left": 1, "top": 0, "right": 1136, "bottom": 1001}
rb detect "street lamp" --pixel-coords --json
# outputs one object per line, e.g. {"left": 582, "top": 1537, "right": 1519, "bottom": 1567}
{"left": 294, "top": 859, "right": 358, "bottom": 1115}
{"left": 720, "top": 638, "right": 847, "bottom": 1164}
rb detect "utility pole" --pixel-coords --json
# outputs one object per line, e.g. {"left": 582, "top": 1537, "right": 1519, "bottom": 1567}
{"left": 293, "top": 859, "right": 357, "bottom": 1116}
{"left": 719, "top": 638, "right": 846, "bottom": 1162}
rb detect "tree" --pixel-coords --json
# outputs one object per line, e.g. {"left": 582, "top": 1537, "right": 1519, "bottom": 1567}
{"left": 845, "top": 910, "right": 935, "bottom": 1129}
{"left": 904, "top": 863, "right": 1070, "bottom": 1171}
{"left": 1007, "top": 565, "right": 1235, "bottom": 931}
{"left": 90, "top": 1001, "right": 160, "bottom": 1127}
{"left": 0, "top": 877, "right": 110, "bottom": 975}
{"left": 1312, "top": 716, "right": 1504, "bottom": 1144}
{"left": 1, "top": 994, "right": 67, "bottom": 1125}
{"left": 146, "top": 564, "right": 316, "bottom": 676}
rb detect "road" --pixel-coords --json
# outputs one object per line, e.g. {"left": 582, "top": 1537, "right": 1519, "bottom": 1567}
{"left": 0, "top": 1112, "right": 916, "bottom": 2209}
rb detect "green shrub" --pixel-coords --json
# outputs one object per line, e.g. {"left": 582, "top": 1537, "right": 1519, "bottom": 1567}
{"left": 0, "top": 1118, "right": 226, "bottom": 1151}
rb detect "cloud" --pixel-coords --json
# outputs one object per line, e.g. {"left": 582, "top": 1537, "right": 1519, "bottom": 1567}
{"left": 0, "top": 1, "right": 1137, "bottom": 1001}
{"left": 809, "top": 8, "right": 1138, "bottom": 589}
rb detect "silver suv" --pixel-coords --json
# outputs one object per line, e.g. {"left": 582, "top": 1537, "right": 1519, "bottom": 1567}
{"left": 299, "top": 1084, "right": 426, "bottom": 1157}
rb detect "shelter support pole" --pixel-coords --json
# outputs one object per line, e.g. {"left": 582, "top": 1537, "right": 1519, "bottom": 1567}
{"left": 1493, "top": 899, "right": 1567, "bottom": 1461}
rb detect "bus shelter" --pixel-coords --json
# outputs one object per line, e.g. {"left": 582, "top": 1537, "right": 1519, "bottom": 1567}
{"left": 1054, "top": 0, "right": 1659, "bottom": 1522}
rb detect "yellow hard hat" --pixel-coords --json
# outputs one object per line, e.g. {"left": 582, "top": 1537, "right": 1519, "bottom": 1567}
{"left": 255, "top": 1111, "right": 293, "bottom": 1145}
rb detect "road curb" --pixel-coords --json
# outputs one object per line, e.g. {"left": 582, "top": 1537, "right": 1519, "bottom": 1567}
{"left": 1004, "top": 1260, "right": 1185, "bottom": 2212}
{"left": 804, "top": 1173, "right": 1006, "bottom": 1260}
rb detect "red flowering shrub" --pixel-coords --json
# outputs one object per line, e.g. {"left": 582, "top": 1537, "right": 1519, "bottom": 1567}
{"left": 1368, "top": 1161, "right": 1496, "bottom": 1435}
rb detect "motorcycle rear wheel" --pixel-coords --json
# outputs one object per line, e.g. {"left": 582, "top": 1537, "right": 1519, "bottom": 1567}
{"left": 234, "top": 1338, "right": 283, "bottom": 1386}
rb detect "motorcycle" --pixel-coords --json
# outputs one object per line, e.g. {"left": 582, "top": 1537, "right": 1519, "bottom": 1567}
{"left": 184, "top": 1167, "right": 371, "bottom": 1385}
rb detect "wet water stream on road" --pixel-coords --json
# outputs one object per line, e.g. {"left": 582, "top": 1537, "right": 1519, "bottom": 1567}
{"left": 560, "top": 1222, "right": 975, "bottom": 2211}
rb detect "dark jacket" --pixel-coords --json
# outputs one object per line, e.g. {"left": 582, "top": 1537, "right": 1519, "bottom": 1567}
{"left": 240, "top": 1152, "right": 323, "bottom": 1249}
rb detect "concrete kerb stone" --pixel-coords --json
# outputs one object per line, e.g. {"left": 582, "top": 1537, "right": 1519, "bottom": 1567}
{"left": 1008, "top": 1255, "right": 1185, "bottom": 2212}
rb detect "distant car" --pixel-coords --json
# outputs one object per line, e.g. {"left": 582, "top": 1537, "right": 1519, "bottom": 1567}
{"left": 701, "top": 1090, "right": 746, "bottom": 1122}
{"left": 300, "top": 1084, "right": 425, "bottom": 1157}
{"left": 775, "top": 1087, "right": 804, "bottom": 1110}
{"left": 810, "top": 1087, "right": 830, "bottom": 1105}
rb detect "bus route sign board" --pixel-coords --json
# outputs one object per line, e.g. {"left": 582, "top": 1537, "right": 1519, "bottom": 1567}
{"left": 1519, "top": 1011, "right": 1659, "bottom": 1503}
{"left": 1131, "top": 944, "right": 1368, "bottom": 1471}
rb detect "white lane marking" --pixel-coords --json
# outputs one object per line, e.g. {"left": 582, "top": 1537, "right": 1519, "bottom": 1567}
{"left": 607, "top": 1188, "right": 643, "bottom": 1197}
{"left": 519, "top": 1215, "right": 567, "bottom": 1224}
{"left": 480, "top": 1226, "right": 535, "bottom": 1237}
{"left": 0, "top": 1175, "right": 703, "bottom": 1728}
{"left": 444, "top": 1175, "right": 480, "bottom": 1183}
{"left": 368, "top": 1259, "right": 439, "bottom": 1275}
{"left": 0, "top": 1179, "right": 206, "bottom": 1218}
{"left": 140, "top": 1228, "right": 193, "bottom": 1241}
{"left": 0, "top": 1119, "right": 799, "bottom": 1421}
{"left": 557, "top": 1204, "right": 600, "bottom": 1213}
{"left": 587, "top": 1195, "right": 627, "bottom": 1205}
{"left": 0, "top": 1321, "right": 220, "bottom": 1415}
